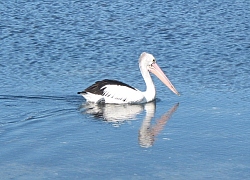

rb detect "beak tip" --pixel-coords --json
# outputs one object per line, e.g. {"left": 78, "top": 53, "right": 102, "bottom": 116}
{"left": 175, "top": 91, "right": 180, "bottom": 96}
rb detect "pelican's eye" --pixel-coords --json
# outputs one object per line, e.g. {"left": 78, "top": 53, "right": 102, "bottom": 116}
{"left": 148, "top": 59, "right": 156, "bottom": 69}
{"left": 150, "top": 59, "right": 156, "bottom": 67}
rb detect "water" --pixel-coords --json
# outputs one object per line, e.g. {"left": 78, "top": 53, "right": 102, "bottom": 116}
{"left": 0, "top": 0, "right": 250, "bottom": 179}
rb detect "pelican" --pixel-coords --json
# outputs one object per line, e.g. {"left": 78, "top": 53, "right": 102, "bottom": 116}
{"left": 78, "top": 52, "right": 179, "bottom": 104}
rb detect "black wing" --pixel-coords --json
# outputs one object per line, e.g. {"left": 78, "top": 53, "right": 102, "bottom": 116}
{"left": 77, "top": 79, "right": 136, "bottom": 95}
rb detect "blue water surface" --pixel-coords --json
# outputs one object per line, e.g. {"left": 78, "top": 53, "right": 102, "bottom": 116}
{"left": 0, "top": 0, "right": 250, "bottom": 179}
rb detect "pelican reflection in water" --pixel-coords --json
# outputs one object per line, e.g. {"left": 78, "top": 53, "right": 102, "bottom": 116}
{"left": 139, "top": 102, "right": 179, "bottom": 148}
{"left": 79, "top": 102, "right": 179, "bottom": 148}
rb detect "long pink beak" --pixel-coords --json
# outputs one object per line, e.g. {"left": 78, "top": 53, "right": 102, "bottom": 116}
{"left": 149, "top": 63, "right": 180, "bottom": 96}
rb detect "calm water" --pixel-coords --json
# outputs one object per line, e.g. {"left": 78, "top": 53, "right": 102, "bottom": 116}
{"left": 1, "top": 0, "right": 250, "bottom": 179}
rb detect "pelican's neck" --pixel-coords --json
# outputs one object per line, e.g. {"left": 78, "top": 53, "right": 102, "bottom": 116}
{"left": 140, "top": 65, "right": 156, "bottom": 102}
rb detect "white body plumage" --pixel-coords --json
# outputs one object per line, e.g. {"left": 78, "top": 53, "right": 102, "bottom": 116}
{"left": 78, "top": 52, "right": 179, "bottom": 104}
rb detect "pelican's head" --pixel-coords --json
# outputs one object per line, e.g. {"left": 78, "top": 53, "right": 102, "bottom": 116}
{"left": 139, "top": 52, "right": 180, "bottom": 96}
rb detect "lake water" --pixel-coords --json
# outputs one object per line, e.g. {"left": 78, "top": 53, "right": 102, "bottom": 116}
{"left": 1, "top": 0, "right": 250, "bottom": 179}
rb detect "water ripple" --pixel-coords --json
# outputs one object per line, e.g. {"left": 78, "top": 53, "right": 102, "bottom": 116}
{"left": 0, "top": 94, "right": 79, "bottom": 126}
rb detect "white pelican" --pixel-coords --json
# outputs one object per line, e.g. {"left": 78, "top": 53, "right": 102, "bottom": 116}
{"left": 78, "top": 52, "right": 179, "bottom": 104}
